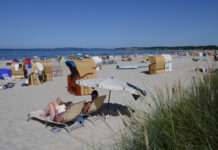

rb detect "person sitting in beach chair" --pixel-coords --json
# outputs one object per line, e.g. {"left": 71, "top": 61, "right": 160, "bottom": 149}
{"left": 53, "top": 102, "right": 72, "bottom": 122}
{"left": 82, "top": 90, "right": 98, "bottom": 114}
{"left": 0, "top": 83, "right": 7, "bottom": 89}
{"left": 0, "top": 82, "right": 15, "bottom": 89}
{"left": 39, "top": 97, "right": 72, "bottom": 122}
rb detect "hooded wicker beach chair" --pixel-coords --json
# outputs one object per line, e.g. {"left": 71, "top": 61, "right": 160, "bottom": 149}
{"left": 65, "top": 59, "right": 97, "bottom": 96}
{"left": 27, "top": 101, "right": 84, "bottom": 132}
{"left": 11, "top": 62, "right": 25, "bottom": 79}
{"left": 148, "top": 55, "right": 165, "bottom": 74}
{"left": 38, "top": 60, "right": 53, "bottom": 81}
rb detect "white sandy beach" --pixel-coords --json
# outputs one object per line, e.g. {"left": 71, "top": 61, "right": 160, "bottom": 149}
{"left": 0, "top": 55, "right": 214, "bottom": 150}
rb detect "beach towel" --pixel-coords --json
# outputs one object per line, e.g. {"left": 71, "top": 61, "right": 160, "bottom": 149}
{"left": 14, "top": 64, "right": 19, "bottom": 71}
{"left": 36, "top": 62, "right": 44, "bottom": 71}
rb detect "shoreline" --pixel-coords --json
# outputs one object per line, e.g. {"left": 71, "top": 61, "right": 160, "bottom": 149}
{"left": 0, "top": 50, "right": 213, "bottom": 61}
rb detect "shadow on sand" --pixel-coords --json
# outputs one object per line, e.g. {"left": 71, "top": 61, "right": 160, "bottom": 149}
{"left": 94, "top": 103, "right": 135, "bottom": 117}
{"left": 29, "top": 103, "right": 135, "bottom": 128}
{"left": 141, "top": 71, "right": 150, "bottom": 74}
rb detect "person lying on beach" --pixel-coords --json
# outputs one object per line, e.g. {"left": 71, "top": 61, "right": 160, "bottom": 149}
{"left": 0, "top": 83, "right": 15, "bottom": 89}
{"left": 39, "top": 97, "right": 72, "bottom": 122}
{"left": 82, "top": 90, "right": 98, "bottom": 114}
{"left": 194, "top": 67, "right": 218, "bottom": 73}
{"left": 192, "top": 57, "right": 199, "bottom": 62}
{"left": 53, "top": 102, "right": 72, "bottom": 123}
{"left": 0, "top": 84, "right": 6, "bottom": 89}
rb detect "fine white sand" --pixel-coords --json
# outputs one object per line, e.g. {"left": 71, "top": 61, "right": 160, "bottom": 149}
{"left": 0, "top": 55, "right": 215, "bottom": 150}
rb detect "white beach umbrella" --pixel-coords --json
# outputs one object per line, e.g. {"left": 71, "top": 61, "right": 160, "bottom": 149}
{"left": 76, "top": 78, "right": 147, "bottom": 111}
{"left": 76, "top": 78, "right": 139, "bottom": 94}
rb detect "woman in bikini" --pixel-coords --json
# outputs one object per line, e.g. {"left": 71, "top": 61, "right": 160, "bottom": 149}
{"left": 39, "top": 97, "right": 72, "bottom": 122}
{"left": 52, "top": 102, "right": 72, "bottom": 122}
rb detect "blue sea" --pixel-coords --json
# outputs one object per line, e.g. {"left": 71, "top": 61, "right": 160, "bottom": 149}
{"left": 0, "top": 48, "right": 177, "bottom": 60}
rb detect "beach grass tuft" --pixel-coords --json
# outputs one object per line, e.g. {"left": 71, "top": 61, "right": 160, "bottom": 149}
{"left": 113, "top": 72, "right": 218, "bottom": 150}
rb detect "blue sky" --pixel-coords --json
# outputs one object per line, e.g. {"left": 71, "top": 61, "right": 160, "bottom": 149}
{"left": 0, "top": 0, "right": 217, "bottom": 48}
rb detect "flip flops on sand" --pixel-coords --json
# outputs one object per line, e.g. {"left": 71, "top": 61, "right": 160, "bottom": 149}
{"left": 50, "top": 127, "right": 61, "bottom": 133}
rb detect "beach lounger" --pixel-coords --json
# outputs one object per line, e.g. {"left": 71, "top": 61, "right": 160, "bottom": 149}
{"left": 83, "top": 95, "right": 106, "bottom": 121}
{"left": 0, "top": 74, "right": 15, "bottom": 90}
{"left": 2, "top": 73, "right": 15, "bottom": 84}
{"left": 27, "top": 101, "right": 85, "bottom": 132}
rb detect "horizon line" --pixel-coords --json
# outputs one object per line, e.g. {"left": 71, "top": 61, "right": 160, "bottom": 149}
{"left": 0, "top": 44, "right": 217, "bottom": 50}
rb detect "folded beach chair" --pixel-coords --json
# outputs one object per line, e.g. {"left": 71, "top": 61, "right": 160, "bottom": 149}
{"left": 83, "top": 95, "right": 106, "bottom": 121}
{"left": 27, "top": 101, "right": 85, "bottom": 132}
{"left": 0, "top": 74, "right": 15, "bottom": 90}
{"left": 2, "top": 73, "right": 15, "bottom": 84}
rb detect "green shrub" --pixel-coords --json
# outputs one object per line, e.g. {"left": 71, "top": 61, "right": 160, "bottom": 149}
{"left": 114, "top": 73, "right": 218, "bottom": 150}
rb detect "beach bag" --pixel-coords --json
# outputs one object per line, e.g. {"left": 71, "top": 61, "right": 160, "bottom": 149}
{"left": 75, "top": 115, "right": 84, "bottom": 124}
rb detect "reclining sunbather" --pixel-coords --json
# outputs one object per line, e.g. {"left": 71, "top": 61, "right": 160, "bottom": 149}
{"left": 0, "top": 83, "right": 15, "bottom": 89}
{"left": 82, "top": 90, "right": 98, "bottom": 114}
{"left": 0, "top": 84, "right": 5, "bottom": 89}
{"left": 192, "top": 57, "right": 199, "bottom": 62}
{"left": 39, "top": 97, "right": 72, "bottom": 122}
{"left": 53, "top": 102, "right": 72, "bottom": 122}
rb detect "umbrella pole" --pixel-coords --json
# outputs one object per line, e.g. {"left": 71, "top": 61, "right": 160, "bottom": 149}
{"left": 107, "top": 90, "right": 111, "bottom": 113}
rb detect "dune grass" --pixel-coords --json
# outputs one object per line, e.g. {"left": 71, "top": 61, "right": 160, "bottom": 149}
{"left": 114, "top": 73, "right": 218, "bottom": 150}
